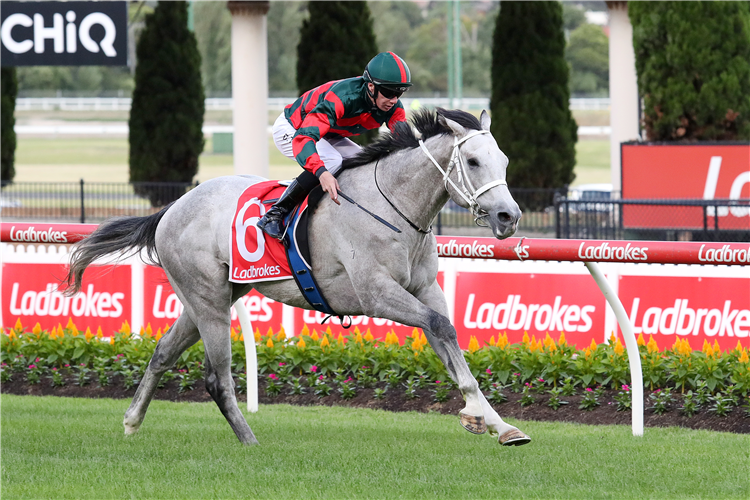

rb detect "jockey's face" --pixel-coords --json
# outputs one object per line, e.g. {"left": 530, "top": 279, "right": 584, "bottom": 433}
{"left": 367, "top": 83, "right": 399, "bottom": 113}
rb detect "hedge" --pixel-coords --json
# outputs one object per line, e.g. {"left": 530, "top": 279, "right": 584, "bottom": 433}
{"left": 2, "top": 318, "right": 748, "bottom": 399}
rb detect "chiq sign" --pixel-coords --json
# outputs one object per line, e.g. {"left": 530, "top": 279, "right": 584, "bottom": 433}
{"left": 1, "top": 1, "right": 127, "bottom": 66}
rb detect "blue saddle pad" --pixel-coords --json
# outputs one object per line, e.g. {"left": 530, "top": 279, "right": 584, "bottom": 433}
{"left": 282, "top": 188, "right": 337, "bottom": 317}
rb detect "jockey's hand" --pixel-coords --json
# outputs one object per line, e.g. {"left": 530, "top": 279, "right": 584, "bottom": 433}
{"left": 319, "top": 171, "right": 341, "bottom": 205}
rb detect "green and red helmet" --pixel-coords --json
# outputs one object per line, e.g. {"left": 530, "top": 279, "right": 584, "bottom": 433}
{"left": 363, "top": 52, "right": 412, "bottom": 95}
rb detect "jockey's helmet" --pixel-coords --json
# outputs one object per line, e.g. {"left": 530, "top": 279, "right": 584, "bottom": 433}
{"left": 363, "top": 52, "right": 412, "bottom": 96}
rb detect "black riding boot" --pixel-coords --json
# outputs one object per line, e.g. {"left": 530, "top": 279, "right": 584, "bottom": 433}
{"left": 257, "top": 181, "right": 309, "bottom": 241}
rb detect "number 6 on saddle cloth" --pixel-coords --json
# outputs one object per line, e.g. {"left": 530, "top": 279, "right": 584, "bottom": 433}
{"left": 230, "top": 180, "right": 344, "bottom": 323}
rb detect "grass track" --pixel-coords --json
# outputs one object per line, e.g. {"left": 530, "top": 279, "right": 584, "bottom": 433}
{"left": 2, "top": 395, "right": 748, "bottom": 499}
{"left": 14, "top": 137, "right": 610, "bottom": 187}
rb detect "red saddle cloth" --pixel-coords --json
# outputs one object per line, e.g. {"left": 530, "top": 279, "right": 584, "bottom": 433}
{"left": 229, "top": 181, "right": 294, "bottom": 283}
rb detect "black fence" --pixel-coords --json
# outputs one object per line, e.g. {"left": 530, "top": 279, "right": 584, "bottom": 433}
{"left": 0, "top": 180, "right": 198, "bottom": 223}
{"left": 435, "top": 188, "right": 563, "bottom": 237}
{"left": 555, "top": 197, "right": 750, "bottom": 242}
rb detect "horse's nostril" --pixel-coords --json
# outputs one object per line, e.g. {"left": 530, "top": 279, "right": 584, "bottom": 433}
{"left": 497, "top": 212, "right": 512, "bottom": 223}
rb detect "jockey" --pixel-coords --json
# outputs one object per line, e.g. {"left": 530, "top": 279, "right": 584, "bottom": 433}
{"left": 257, "top": 51, "right": 412, "bottom": 240}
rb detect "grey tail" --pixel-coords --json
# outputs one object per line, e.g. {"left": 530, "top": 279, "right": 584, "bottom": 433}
{"left": 63, "top": 203, "right": 173, "bottom": 295}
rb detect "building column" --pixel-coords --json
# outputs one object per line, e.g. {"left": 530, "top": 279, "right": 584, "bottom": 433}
{"left": 227, "top": 1, "right": 269, "bottom": 177}
{"left": 606, "top": 1, "right": 639, "bottom": 194}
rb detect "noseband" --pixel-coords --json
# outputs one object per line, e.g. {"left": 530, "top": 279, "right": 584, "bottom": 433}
{"left": 419, "top": 130, "right": 507, "bottom": 226}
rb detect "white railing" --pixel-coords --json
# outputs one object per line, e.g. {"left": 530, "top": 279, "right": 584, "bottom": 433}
{"left": 16, "top": 97, "right": 611, "bottom": 112}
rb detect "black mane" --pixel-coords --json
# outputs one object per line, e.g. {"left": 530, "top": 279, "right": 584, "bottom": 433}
{"left": 341, "top": 108, "right": 482, "bottom": 170}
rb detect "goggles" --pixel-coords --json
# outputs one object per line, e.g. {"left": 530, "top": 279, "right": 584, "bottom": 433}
{"left": 377, "top": 86, "right": 407, "bottom": 99}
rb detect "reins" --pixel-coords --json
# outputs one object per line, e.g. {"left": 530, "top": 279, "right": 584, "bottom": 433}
{"left": 374, "top": 158, "right": 432, "bottom": 234}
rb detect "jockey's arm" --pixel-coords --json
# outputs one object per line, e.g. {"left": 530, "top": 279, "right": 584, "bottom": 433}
{"left": 291, "top": 97, "right": 343, "bottom": 202}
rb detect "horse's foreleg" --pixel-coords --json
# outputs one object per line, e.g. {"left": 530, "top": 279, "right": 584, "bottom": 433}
{"left": 123, "top": 313, "right": 200, "bottom": 436}
{"left": 415, "top": 282, "right": 531, "bottom": 445}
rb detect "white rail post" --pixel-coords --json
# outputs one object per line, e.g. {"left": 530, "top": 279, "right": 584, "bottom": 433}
{"left": 584, "top": 262, "right": 644, "bottom": 436}
{"left": 234, "top": 299, "right": 258, "bottom": 413}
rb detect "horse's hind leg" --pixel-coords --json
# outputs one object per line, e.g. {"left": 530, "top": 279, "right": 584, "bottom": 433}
{"left": 200, "top": 317, "right": 258, "bottom": 445}
{"left": 123, "top": 313, "right": 201, "bottom": 436}
{"left": 168, "top": 280, "right": 257, "bottom": 445}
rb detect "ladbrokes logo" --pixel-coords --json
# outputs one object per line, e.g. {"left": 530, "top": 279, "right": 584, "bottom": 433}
{"left": 232, "top": 264, "right": 282, "bottom": 281}
{"left": 698, "top": 244, "right": 750, "bottom": 264}
{"left": 463, "top": 294, "right": 596, "bottom": 332}
{"left": 150, "top": 285, "right": 276, "bottom": 322}
{"left": 578, "top": 242, "right": 648, "bottom": 261}
{"left": 8, "top": 225, "right": 68, "bottom": 243}
{"left": 628, "top": 298, "right": 749, "bottom": 338}
{"left": 8, "top": 283, "right": 124, "bottom": 318}
{"left": 437, "top": 239, "right": 495, "bottom": 258}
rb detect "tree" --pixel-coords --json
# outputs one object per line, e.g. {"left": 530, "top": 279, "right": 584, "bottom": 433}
{"left": 297, "top": 1, "right": 378, "bottom": 144}
{"left": 630, "top": 2, "right": 750, "bottom": 141}
{"left": 566, "top": 23, "right": 609, "bottom": 96}
{"left": 297, "top": 2, "right": 378, "bottom": 92}
{"left": 1, "top": 67, "right": 17, "bottom": 183}
{"left": 490, "top": 1, "right": 577, "bottom": 193}
{"left": 562, "top": 3, "right": 587, "bottom": 32}
{"left": 129, "top": 1, "right": 204, "bottom": 206}
{"left": 193, "top": 1, "right": 232, "bottom": 96}
{"left": 268, "top": 2, "right": 307, "bottom": 95}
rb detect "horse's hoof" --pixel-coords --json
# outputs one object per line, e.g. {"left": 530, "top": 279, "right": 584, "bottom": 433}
{"left": 123, "top": 420, "right": 140, "bottom": 436}
{"left": 498, "top": 429, "right": 531, "bottom": 446}
{"left": 459, "top": 412, "right": 487, "bottom": 434}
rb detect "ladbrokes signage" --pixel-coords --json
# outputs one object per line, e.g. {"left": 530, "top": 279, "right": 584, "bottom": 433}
{"left": 2, "top": 263, "right": 130, "bottom": 333}
{"left": 1, "top": 1, "right": 127, "bottom": 66}
{"left": 622, "top": 143, "right": 750, "bottom": 230}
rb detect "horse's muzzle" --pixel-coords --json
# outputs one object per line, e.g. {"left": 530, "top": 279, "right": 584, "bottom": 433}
{"left": 491, "top": 209, "right": 521, "bottom": 239}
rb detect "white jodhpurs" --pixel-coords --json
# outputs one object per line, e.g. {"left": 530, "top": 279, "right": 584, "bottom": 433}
{"left": 272, "top": 112, "right": 361, "bottom": 176}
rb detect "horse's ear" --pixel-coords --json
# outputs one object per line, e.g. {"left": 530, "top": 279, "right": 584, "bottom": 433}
{"left": 437, "top": 113, "right": 467, "bottom": 137}
{"left": 480, "top": 110, "right": 491, "bottom": 131}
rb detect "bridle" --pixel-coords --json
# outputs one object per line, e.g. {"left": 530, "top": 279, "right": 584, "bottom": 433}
{"left": 419, "top": 129, "right": 507, "bottom": 227}
{"left": 374, "top": 128, "right": 508, "bottom": 233}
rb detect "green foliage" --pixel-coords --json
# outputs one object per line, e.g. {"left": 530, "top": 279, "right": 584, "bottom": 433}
{"left": 562, "top": 3, "right": 587, "bottom": 32}
{"left": 16, "top": 66, "right": 133, "bottom": 95}
{"left": 297, "top": 1, "right": 378, "bottom": 146}
{"left": 128, "top": 1, "right": 205, "bottom": 206}
{"left": 193, "top": 1, "right": 232, "bottom": 96}
{"left": 630, "top": 1, "right": 750, "bottom": 141}
{"left": 1, "top": 67, "right": 17, "bottom": 183}
{"left": 297, "top": 1, "right": 377, "bottom": 92}
{"left": 579, "top": 387, "right": 600, "bottom": 411}
{"left": 566, "top": 23, "right": 609, "bottom": 96}
{"left": 268, "top": 2, "right": 308, "bottom": 95}
{"left": 490, "top": 1, "right": 577, "bottom": 192}
{"left": 4, "top": 323, "right": 749, "bottom": 401}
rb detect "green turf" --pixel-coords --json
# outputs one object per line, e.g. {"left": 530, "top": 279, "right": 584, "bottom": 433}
{"left": 572, "top": 138, "right": 611, "bottom": 186}
{"left": 2, "top": 395, "right": 748, "bottom": 499}
{"left": 14, "top": 136, "right": 611, "bottom": 186}
{"left": 14, "top": 137, "right": 298, "bottom": 183}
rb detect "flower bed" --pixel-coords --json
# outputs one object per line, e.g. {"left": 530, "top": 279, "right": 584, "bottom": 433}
{"left": 2, "top": 318, "right": 750, "bottom": 432}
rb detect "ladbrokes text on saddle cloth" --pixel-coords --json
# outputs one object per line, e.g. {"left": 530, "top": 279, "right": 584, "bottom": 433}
{"left": 230, "top": 182, "right": 294, "bottom": 283}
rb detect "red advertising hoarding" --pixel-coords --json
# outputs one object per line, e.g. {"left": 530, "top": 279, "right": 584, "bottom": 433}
{"left": 618, "top": 275, "right": 750, "bottom": 351}
{"left": 454, "top": 272, "right": 606, "bottom": 348}
{"left": 621, "top": 143, "right": 750, "bottom": 230}
{"left": 2, "top": 263, "right": 131, "bottom": 333}
{"left": 142, "top": 266, "right": 284, "bottom": 334}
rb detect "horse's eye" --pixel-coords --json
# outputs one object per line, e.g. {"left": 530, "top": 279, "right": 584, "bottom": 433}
{"left": 467, "top": 158, "right": 479, "bottom": 167}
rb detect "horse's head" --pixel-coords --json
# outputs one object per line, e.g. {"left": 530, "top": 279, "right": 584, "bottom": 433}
{"left": 436, "top": 109, "right": 522, "bottom": 239}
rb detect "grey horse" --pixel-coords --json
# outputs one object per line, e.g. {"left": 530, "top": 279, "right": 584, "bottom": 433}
{"left": 65, "top": 108, "right": 530, "bottom": 446}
